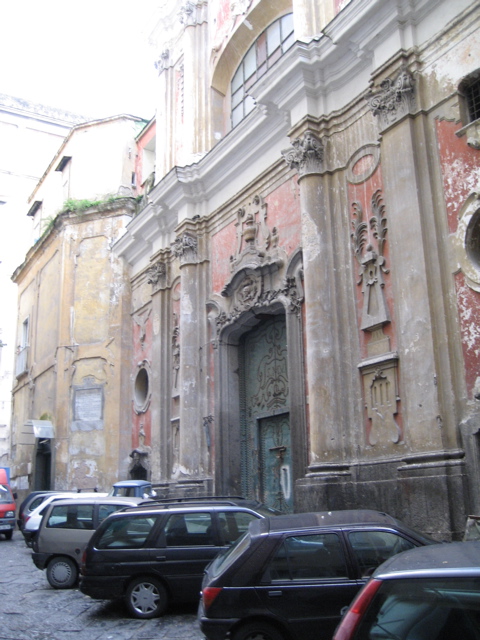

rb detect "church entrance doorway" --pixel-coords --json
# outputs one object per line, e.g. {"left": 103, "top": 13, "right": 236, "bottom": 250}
{"left": 239, "top": 314, "right": 292, "bottom": 512}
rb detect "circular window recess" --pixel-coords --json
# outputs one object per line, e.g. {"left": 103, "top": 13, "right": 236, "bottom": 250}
{"left": 453, "top": 192, "right": 480, "bottom": 292}
{"left": 134, "top": 366, "right": 151, "bottom": 414}
{"left": 466, "top": 208, "right": 480, "bottom": 270}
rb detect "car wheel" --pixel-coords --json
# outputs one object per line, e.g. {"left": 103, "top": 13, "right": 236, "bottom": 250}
{"left": 125, "top": 576, "right": 168, "bottom": 619}
{"left": 4, "top": 530, "right": 13, "bottom": 540}
{"left": 232, "top": 622, "right": 286, "bottom": 640}
{"left": 46, "top": 556, "right": 78, "bottom": 589}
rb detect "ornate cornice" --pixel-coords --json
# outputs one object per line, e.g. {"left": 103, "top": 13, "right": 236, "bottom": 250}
{"left": 282, "top": 130, "right": 324, "bottom": 178}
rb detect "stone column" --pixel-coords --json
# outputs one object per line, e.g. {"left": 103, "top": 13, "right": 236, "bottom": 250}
{"left": 292, "top": 0, "right": 335, "bottom": 41}
{"left": 180, "top": 1, "right": 211, "bottom": 161}
{"left": 173, "top": 228, "right": 209, "bottom": 479}
{"left": 283, "top": 129, "right": 340, "bottom": 469}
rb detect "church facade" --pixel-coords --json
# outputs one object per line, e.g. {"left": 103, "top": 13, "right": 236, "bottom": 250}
{"left": 116, "top": 0, "right": 479, "bottom": 539}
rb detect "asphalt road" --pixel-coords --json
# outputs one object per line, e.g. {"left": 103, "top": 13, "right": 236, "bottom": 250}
{"left": 0, "top": 530, "right": 204, "bottom": 640}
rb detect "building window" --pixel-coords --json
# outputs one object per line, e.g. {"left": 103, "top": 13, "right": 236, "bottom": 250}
{"left": 459, "top": 71, "right": 480, "bottom": 123}
{"left": 465, "top": 76, "right": 480, "bottom": 122}
{"left": 134, "top": 363, "right": 151, "bottom": 414}
{"left": 16, "top": 318, "right": 29, "bottom": 377}
{"left": 231, "top": 13, "right": 294, "bottom": 128}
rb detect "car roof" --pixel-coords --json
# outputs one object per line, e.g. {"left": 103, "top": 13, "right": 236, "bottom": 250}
{"left": 373, "top": 540, "right": 480, "bottom": 579}
{"left": 111, "top": 503, "right": 262, "bottom": 516}
{"left": 44, "top": 496, "right": 146, "bottom": 508}
{"left": 112, "top": 480, "right": 151, "bottom": 487}
{"left": 252, "top": 509, "right": 402, "bottom": 535}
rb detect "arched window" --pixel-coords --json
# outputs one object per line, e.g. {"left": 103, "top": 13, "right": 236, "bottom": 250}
{"left": 231, "top": 13, "right": 294, "bottom": 128}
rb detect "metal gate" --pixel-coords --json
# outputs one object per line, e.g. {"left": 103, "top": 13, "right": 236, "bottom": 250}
{"left": 240, "top": 315, "right": 292, "bottom": 512}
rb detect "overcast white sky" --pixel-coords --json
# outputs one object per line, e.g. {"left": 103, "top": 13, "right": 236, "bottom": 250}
{"left": 0, "top": 0, "right": 160, "bottom": 120}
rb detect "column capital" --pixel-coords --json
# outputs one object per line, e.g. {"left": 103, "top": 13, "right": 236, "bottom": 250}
{"left": 282, "top": 130, "right": 324, "bottom": 178}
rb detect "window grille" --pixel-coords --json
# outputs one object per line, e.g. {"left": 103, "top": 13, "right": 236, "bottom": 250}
{"left": 466, "top": 77, "right": 480, "bottom": 122}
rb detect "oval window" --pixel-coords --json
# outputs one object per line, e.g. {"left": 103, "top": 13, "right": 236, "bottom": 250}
{"left": 134, "top": 367, "right": 150, "bottom": 413}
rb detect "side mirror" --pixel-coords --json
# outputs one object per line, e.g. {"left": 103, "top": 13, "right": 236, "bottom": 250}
{"left": 13, "top": 492, "right": 18, "bottom": 500}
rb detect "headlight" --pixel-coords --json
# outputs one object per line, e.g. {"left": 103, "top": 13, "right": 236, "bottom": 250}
{"left": 5, "top": 511, "right": 15, "bottom": 518}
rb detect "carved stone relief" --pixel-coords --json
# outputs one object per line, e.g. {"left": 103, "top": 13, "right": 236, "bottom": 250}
{"left": 360, "top": 358, "right": 401, "bottom": 446}
{"left": 282, "top": 130, "right": 324, "bottom": 177}
{"left": 366, "top": 69, "right": 415, "bottom": 129}
{"left": 172, "top": 233, "right": 198, "bottom": 264}
{"left": 147, "top": 260, "right": 166, "bottom": 291}
{"left": 172, "top": 315, "right": 180, "bottom": 392}
{"left": 179, "top": 1, "right": 207, "bottom": 26}
{"left": 351, "top": 189, "right": 390, "bottom": 332}
{"left": 133, "top": 308, "right": 152, "bottom": 349}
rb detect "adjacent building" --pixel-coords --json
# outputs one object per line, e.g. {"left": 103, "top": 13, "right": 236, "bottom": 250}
{"left": 0, "top": 95, "right": 84, "bottom": 465}
{"left": 114, "top": 0, "right": 480, "bottom": 539}
{"left": 10, "top": 115, "right": 146, "bottom": 494}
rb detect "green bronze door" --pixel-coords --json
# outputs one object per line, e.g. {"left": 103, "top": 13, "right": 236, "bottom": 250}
{"left": 240, "top": 315, "right": 292, "bottom": 512}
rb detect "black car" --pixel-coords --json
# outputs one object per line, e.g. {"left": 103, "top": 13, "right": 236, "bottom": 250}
{"left": 79, "top": 501, "right": 274, "bottom": 618}
{"left": 198, "top": 509, "right": 438, "bottom": 640}
{"left": 333, "top": 540, "right": 480, "bottom": 640}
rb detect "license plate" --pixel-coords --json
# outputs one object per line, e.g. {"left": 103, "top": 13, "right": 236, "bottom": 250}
{"left": 0, "top": 524, "right": 12, "bottom": 530}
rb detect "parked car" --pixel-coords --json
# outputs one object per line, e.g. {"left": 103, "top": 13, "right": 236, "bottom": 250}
{"left": 17, "top": 491, "right": 72, "bottom": 531}
{"left": 110, "top": 480, "right": 157, "bottom": 498}
{"left": 332, "top": 540, "right": 480, "bottom": 640}
{"left": 0, "top": 469, "right": 17, "bottom": 540}
{"left": 22, "top": 491, "right": 108, "bottom": 546}
{"left": 79, "top": 501, "right": 276, "bottom": 618}
{"left": 31, "top": 496, "right": 145, "bottom": 588}
{"left": 198, "top": 509, "right": 438, "bottom": 640}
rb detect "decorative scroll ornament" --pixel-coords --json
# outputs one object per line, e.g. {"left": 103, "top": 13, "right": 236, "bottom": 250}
{"left": 282, "top": 130, "right": 324, "bottom": 177}
{"left": 351, "top": 190, "right": 390, "bottom": 331}
{"left": 366, "top": 69, "right": 415, "bottom": 129}
{"left": 172, "top": 233, "right": 198, "bottom": 263}
{"left": 147, "top": 261, "right": 166, "bottom": 288}
{"left": 215, "top": 274, "right": 303, "bottom": 334}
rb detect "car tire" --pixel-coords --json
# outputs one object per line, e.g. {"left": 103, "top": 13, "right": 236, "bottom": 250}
{"left": 232, "top": 622, "right": 286, "bottom": 640}
{"left": 125, "top": 576, "right": 168, "bottom": 619}
{"left": 4, "top": 530, "right": 13, "bottom": 540}
{"left": 46, "top": 556, "right": 78, "bottom": 589}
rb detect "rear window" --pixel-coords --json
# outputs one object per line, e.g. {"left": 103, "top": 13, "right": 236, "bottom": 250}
{"left": 47, "top": 504, "right": 94, "bottom": 530}
{"left": 348, "top": 531, "right": 416, "bottom": 577}
{"left": 355, "top": 576, "right": 480, "bottom": 640}
{"left": 210, "top": 531, "right": 252, "bottom": 577}
{"left": 96, "top": 515, "right": 156, "bottom": 549}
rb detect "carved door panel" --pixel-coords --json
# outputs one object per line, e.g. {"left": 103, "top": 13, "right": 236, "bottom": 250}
{"left": 240, "top": 315, "right": 292, "bottom": 512}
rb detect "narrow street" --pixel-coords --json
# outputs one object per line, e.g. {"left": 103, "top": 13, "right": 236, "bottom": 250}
{"left": 0, "top": 532, "right": 204, "bottom": 640}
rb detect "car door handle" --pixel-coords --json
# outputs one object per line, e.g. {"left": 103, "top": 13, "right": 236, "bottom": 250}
{"left": 267, "top": 590, "right": 283, "bottom": 597}
{"left": 155, "top": 555, "right": 166, "bottom": 561}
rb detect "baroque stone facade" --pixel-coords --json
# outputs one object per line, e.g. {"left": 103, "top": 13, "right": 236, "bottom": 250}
{"left": 116, "top": 0, "right": 480, "bottom": 539}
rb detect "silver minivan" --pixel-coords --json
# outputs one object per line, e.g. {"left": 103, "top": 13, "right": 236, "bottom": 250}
{"left": 32, "top": 496, "right": 145, "bottom": 588}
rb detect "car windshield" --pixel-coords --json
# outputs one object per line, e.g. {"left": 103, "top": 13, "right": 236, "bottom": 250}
{"left": 210, "top": 530, "right": 252, "bottom": 577}
{"left": 356, "top": 576, "right": 480, "bottom": 640}
{"left": 0, "top": 484, "right": 13, "bottom": 503}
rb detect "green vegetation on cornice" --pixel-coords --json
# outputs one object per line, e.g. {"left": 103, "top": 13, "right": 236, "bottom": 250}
{"left": 62, "top": 195, "right": 126, "bottom": 213}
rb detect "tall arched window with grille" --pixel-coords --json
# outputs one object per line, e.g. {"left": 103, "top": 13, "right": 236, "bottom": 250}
{"left": 231, "top": 13, "right": 294, "bottom": 128}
